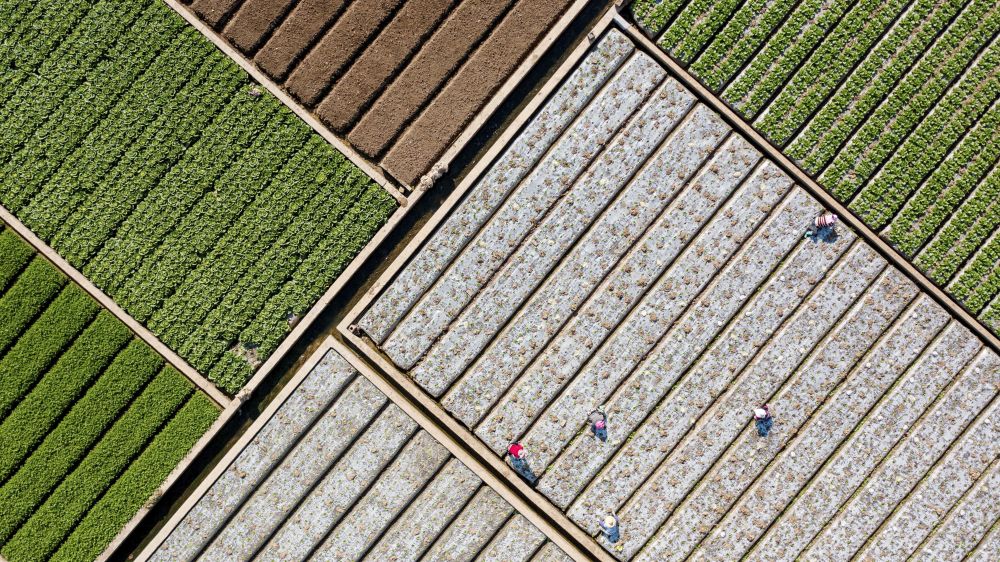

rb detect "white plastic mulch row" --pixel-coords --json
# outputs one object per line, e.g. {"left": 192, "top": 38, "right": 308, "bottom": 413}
{"left": 469, "top": 139, "right": 771, "bottom": 456}
{"left": 149, "top": 349, "right": 569, "bottom": 562}
{"left": 531, "top": 542, "right": 576, "bottom": 562}
{"left": 420, "top": 486, "right": 513, "bottom": 561}
{"left": 384, "top": 48, "right": 667, "bottom": 372}
{"left": 475, "top": 515, "right": 547, "bottom": 562}
{"left": 447, "top": 132, "right": 757, "bottom": 431}
{"left": 200, "top": 375, "right": 389, "bottom": 560}
{"left": 567, "top": 211, "right": 857, "bottom": 529}
{"left": 542, "top": 187, "right": 819, "bottom": 511}
{"left": 410, "top": 75, "right": 699, "bottom": 396}
{"left": 802, "top": 350, "right": 1000, "bottom": 561}
{"left": 911, "top": 458, "right": 1000, "bottom": 562}
{"left": 612, "top": 241, "right": 886, "bottom": 559}
{"left": 359, "top": 29, "right": 635, "bottom": 343}
{"left": 691, "top": 296, "right": 952, "bottom": 561}
{"left": 150, "top": 350, "right": 357, "bottom": 561}
{"left": 361, "top": 458, "right": 481, "bottom": 561}
{"left": 257, "top": 404, "right": 419, "bottom": 559}
{"left": 358, "top": 27, "right": 999, "bottom": 562}
{"left": 854, "top": 392, "right": 1000, "bottom": 561}
{"left": 635, "top": 268, "right": 920, "bottom": 561}
{"left": 310, "top": 430, "right": 451, "bottom": 560}
{"left": 748, "top": 321, "right": 984, "bottom": 560}
{"left": 967, "top": 518, "right": 1000, "bottom": 562}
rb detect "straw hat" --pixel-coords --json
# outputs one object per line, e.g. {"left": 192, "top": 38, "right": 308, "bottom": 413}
{"left": 604, "top": 515, "right": 617, "bottom": 528}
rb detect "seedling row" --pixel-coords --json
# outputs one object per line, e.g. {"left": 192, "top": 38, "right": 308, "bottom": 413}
{"left": 632, "top": 0, "right": 1000, "bottom": 337}
{"left": 0, "top": 0, "right": 397, "bottom": 393}
{"left": 0, "top": 225, "right": 218, "bottom": 562}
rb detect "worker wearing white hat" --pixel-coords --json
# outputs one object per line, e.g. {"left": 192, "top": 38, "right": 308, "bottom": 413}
{"left": 598, "top": 513, "right": 620, "bottom": 544}
{"left": 754, "top": 404, "right": 773, "bottom": 437}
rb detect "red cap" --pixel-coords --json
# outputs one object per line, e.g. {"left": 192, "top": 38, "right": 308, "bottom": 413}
{"left": 508, "top": 443, "right": 524, "bottom": 458}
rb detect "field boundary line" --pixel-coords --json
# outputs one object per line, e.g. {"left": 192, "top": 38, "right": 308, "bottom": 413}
{"left": 131, "top": 337, "right": 337, "bottom": 560}
{"left": 0, "top": 204, "right": 230, "bottom": 408}
{"left": 614, "top": 12, "right": 1000, "bottom": 355}
{"left": 103, "top": 175, "right": 430, "bottom": 559}
{"left": 333, "top": 334, "right": 615, "bottom": 562}
{"left": 160, "top": 0, "right": 407, "bottom": 205}
{"left": 106, "top": 0, "right": 611, "bottom": 555}
{"left": 425, "top": 0, "right": 594, "bottom": 192}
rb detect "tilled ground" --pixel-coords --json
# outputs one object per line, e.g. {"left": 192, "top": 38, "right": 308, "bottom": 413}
{"left": 148, "top": 349, "right": 569, "bottom": 561}
{"left": 180, "top": 0, "right": 575, "bottom": 186}
{"left": 357, "top": 28, "right": 1000, "bottom": 561}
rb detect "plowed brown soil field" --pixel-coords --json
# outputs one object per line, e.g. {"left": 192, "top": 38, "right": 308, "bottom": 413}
{"left": 182, "top": 0, "right": 574, "bottom": 186}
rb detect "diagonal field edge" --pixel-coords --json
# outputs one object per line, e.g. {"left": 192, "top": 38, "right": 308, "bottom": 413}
{"left": 612, "top": 11, "right": 1000, "bottom": 357}
{"left": 0, "top": 205, "right": 229, "bottom": 409}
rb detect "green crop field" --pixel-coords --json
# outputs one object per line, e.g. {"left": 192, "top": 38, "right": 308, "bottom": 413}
{"left": 633, "top": 0, "right": 1000, "bottom": 334}
{"left": 0, "top": 224, "right": 219, "bottom": 562}
{"left": 0, "top": 0, "right": 398, "bottom": 393}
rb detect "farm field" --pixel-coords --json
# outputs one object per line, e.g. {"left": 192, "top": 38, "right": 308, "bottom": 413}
{"left": 0, "top": 223, "right": 219, "bottom": 562}
{"left": 631, "top": 0, "right": 1000, "bottom": 337}
{"left": 353, "top": 28, "right": 1000, "bottom": 561}
{"left": 145, "top": 347, "right": 571, "bottom": 562}
{"left": 0, "top": 0, "right": 397, "bottom": 393}
{"left": 182, "top": 0, "right": 578, "bottom": 186}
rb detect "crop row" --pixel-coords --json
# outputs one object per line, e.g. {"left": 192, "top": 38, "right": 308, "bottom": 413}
{"left": 158, "top": 140, "right": 366, "bottom": 356}
{"left": 0, "top": 368, "right": 198, "bottom": 560}
{"left": 236, "top": 183, "right": 397, "bottom": 353}
{"left": 0, "top": 311, "right": 131, "bottom": 484}
{"left": 0, "top": 343, "right": 163, "bottom": 544}
{"left": 50, "top": 392, "right": 217, "bottom": 562}
{"left": 0, "top": 256, "right": 66, "bottom": 356}
{"left": 722, "top": 0, "right": 855, "bottom": 118}
{"left": 819, "top": 0, "right": 1000, "bottom": 201}
{"left": 687, "top": 0, "right": 801, "bottom": 90}
{"left": 85, "top": 94, "right": 285, "bottom": 298}
{"left": 887, "top": 104, "right": 1000, "bottom": 257}
{"left": 785, "top": 0, "right": 973, "bottom": 173}
{"left": 3, "top": 0, "right": 397, "bottom": 393}
{"left": 0, "top": 228, "right": 35, "bottom": 293}
{"left": 657, "top": 0, "right": 743, "bottom": 64}
{"left": 0, "top": 283, "right": 98, "bottom": 420}
{"left": 9, "top": 38, "right": 214, "bottom": 243}
{"left": 0, "top": 0, "right": 93, "bottom": 108}
{"left": 0, "top": 0, "right": 149, "bottom": 168}
{"left": 917, "top": 165, "right": 1000, "bottom": 283}
{"left": 755, "top": 0, "right": 919, "bottom": 146}
{"left": 632, "top": 0, "right": 689, "bottom": 35}
{"left": 48, "top": 56, "right": 244, "bottom": 268}
{"left": 0, "top": 225, "right": 219, "bottom": 560}
{"left": 0, "top": 7, "right": 186, "bottom": 218}
{"left": 949, "top": 229, "right": 1000, "bottom": 313}
{"left": 849, "top": 41, "right": 1000, "bottom": 228}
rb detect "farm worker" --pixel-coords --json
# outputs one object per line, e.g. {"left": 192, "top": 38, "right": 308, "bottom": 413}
{"left": 754, "top": 405, "right": 773, "bottom": 437}
{"left": 589, "top": 409, "right": 608, "bottom": 442}
{"left": 598, "top": 513, "right": 621, "bottom": 544}
{"left": 805, "top": 212, "right": 838, "bottom": 240}
{"left": 507, "top": 442, "right": 538, "bottom": 487}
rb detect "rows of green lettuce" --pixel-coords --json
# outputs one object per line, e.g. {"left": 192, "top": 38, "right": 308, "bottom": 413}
{"left": 0, "top": 0, "right": 398, "bottom": 393}
{"left": 632, "top": 0, "right": 1000, "bottom": 334}
{"left": 0, "top": 225, "right": 219, "bottom": 562}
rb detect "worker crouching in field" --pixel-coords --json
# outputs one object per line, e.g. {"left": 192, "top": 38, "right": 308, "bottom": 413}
{"left": 806, "top": 212, "right": 839, "bottom": 242}
{"left": 589, "top": 408, "right": 608, "bottom": 443}
{"left": 598, "top": 513, "right": 621, "bottom": 545}
{"left": 754, "top": 405, "right": 774, "bottom": 437}
{"left": 507, "top": 442, "right": 538, "bottom": 487}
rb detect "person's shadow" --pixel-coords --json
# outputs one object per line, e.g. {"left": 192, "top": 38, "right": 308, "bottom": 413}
{"left": 807, "top": 225, "right": 839, "bottom": 244}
